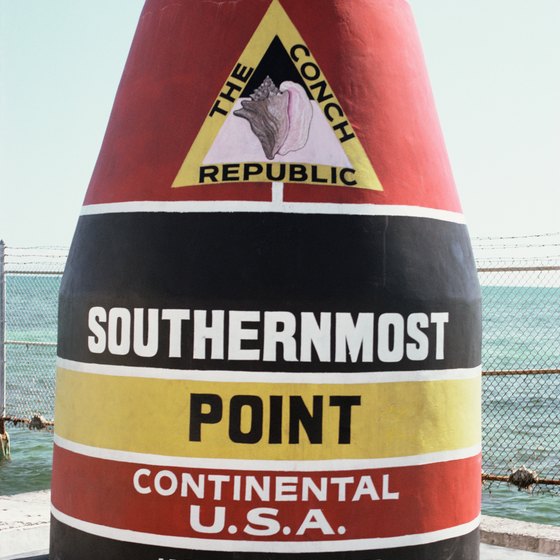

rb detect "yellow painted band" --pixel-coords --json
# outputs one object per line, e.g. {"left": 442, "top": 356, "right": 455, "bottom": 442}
{"left": 55, "top": 368, "right": 480, "bottom": 460}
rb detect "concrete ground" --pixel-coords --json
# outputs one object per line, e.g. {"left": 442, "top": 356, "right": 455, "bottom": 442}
{"left": 1, "top": 491, "right": 559, "bottom": 559}
{"left": 481, "top": 544, "right": 558, "bottom": 559}
{"left": 0, "top": 492, "right": 50, "bottom": 560}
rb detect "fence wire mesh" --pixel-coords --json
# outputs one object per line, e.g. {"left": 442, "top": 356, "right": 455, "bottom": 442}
{"left": 475, "top": 233, "right": 560, "bottom": 493}
{"left": 1, "top": 244, "right": 67, "bottom": 429}
{"left": 1, "top": 238, "right": 559, "bottom": 492}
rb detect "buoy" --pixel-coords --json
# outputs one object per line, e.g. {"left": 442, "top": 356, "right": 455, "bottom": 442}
{"left": 51, "top": 1, "right": 481, "bottom": 559}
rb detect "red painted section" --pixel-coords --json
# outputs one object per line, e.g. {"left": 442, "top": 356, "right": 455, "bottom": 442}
{"left": 52, "top": 445, "right": 480, "bottom": 541}
{"left": 83, "top": 0, "right": 461, "bottom": 213}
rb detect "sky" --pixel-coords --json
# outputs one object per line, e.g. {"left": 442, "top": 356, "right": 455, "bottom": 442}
{"left": 1, "top": 0, "right": 559, "bottom": 248}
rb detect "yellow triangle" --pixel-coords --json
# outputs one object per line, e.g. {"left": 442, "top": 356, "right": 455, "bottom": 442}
{"left": 172, "top": 0, "right": 383, "bottom": 191}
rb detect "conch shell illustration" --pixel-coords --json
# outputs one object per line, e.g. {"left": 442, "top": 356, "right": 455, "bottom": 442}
{"left": 234, "top": 76, "right": 313, "bottom": 160}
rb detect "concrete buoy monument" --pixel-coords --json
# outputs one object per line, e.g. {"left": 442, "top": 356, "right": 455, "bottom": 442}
{"left": 51, "top": 1, "right": 481, "bottom": 558}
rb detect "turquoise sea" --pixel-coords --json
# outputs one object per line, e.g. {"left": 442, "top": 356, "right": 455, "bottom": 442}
{"left": 1, "top": 277, "right": 559, "bottom": 527}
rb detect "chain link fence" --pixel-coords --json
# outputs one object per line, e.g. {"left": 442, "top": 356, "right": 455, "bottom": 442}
{"left": 1, "top": 236, "right": 560, "bottom": 492}
{"left": 475, "top": 233, "right": 560, "bottom": 493}
{"left": 0, "top": 242, "right": 67, "bottom": 432}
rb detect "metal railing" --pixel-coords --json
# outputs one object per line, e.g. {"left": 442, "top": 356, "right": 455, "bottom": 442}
{"left": 0, "top": 242, "right": 66, "bottom": 432}
{"left": 1, "top": 237, "right": 559, "bottom": 492}
{"left": 475, "top": 233, "right": 560, "bottom": 492}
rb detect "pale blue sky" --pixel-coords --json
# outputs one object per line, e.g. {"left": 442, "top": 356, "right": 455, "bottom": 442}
{"left": 1, "top": 0, "right": 559, "bottom": 247}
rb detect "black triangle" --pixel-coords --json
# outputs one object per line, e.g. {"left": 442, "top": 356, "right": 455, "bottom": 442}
{"left": 241, "top": 36, "right": 313, "bottom": 99}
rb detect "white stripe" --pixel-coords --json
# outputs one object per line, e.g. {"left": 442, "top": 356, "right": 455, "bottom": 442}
{"left": 51, "top": 505, "right": 480, "bottom": 552}
{"left": 80, "top": 200, "right": 466, "bottom": 224}
{"left": 56, "top": 358, "right": 481, "bottom": 384}
{"left": 271, "top": 181, "right": 284, "bottom": 206}
{"left": 53, "top": 434, "right": 481, "bottom": 471}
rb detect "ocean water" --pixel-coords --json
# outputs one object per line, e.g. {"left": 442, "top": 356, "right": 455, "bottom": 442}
{"left": 1, "top": 277, "right": 559, "bottom": 527}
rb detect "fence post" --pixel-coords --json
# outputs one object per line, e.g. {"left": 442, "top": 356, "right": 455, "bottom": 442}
{"left": 0, "top": 240, "right": 6, "bottom": 438}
